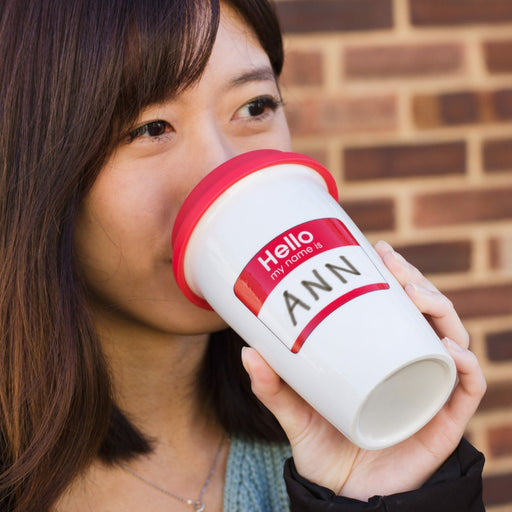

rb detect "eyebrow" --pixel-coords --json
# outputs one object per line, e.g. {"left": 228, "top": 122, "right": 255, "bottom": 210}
{"left": 227, "top": 67, "right": 278, "bottom": 89}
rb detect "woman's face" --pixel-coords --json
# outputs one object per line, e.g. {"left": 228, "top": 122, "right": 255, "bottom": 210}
{"left": 74, "top": 5, "right": 291, "bottom": 336}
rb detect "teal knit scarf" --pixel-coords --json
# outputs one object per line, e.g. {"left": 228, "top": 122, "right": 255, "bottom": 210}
{"left": 223, "top": 436, "right": 292, "bottom": 511}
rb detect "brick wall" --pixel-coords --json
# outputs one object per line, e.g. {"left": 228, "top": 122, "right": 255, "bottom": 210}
{"left": 274, "top": 0, "right": 512, "bottom": 509}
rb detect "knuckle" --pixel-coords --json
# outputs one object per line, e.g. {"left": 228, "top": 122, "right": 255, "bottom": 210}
{"left": 441, "top": 293, "right": 454, "bottom": 310}
{"left": 460, "top": 329, "right": 470, "bottom": 348}
{"left": 466, "top": 353, "right": 487, "bottom": 397}
{"left": 409, "top": 264, "right": 424, "bottom": 282}
{"left": 480, "top": 377, "right": 488, "bottom": 397}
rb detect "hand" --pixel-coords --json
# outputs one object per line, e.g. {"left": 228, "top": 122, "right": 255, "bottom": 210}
{"left": 241, "top": 240, "right": 486, "bottom": 501}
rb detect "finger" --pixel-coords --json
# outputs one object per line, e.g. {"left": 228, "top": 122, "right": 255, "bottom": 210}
{"left": 375, "top": 240, "right": 437, "bottom": 292}
{"left": 441, "top": 338, "right": 486, "bottom": 426}
{"left": 242, "top": 347, "right": 358, "bottom": 493}
{"left": 405, "top": 283, "right": 470, "bottom": 349}
{"left": 241, "top": 347, "right": 314, "bottom": 443}
{"left": 375, "top": 241, "right": 469, "bottom": 348}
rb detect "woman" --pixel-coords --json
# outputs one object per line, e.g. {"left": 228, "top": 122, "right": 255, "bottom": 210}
{"left": 0, "top": 0, "right": 486, "bottom": 510}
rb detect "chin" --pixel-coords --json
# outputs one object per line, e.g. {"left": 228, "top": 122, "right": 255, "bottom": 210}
{"left": 171, "top": 303, "right": 229, "bottom": 334}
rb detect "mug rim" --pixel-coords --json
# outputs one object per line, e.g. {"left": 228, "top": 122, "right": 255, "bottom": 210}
{"left": 171, "top": 149, "right": 338, "bottom": 309}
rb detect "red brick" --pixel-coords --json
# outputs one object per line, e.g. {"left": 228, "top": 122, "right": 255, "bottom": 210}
{"left": 493, "top": 89, "right": 512, "bottom": 120}
{"left": 484, "top": 40, "right": 512, "bottom": 74}
{"left": 443, "top": 284, "right": 512, "bottom": 319}
{"left": 410, "top": 0, "right": 512, "bottom": 26}
{"left": 343, "top": 141, "right": 465, "bottom": 181}
{"left": 413, "top": 92, "right": 484, "bottom": 128}
{"left": 395, "top": 241, "right": 471, "bottom": 274}
{"left": 488, "top": 426, "right": 512, "bottom": 457}
{"left": 275, "top": 0, "right": 393, "bottom": 33}
{"left": 413, "top": 88, "right": 512, "bottom": 127}
{"left": 478, "top": 381, "right": 512, "bottom": 412}
{"left": 483, "top": 138, "right": 512, "bottom": 172}
{"left": 412, "top": 95, "right": 440, "bottom": 128}
{"left": 484, "top": 472, "right": 512, "bottom": 506}
{"left": 281, "top": 50, "right": 323, "bottom": 87}
{"left": 285, "top": 95, "right": 397, "bottom": 136}
{"left": 345, "top": 43, "right": 464, "bottom": 79}
{"left": 489, "top": 236, "right": 512, "bottom": 271}
{"left": 486, "top": 330, "right": 512, "bottom": 362}
{"left": 439, "top": 91, "right": 480, "bottom": 125}
{"left": 342, "top": 198, "right": 395, "bottom": 232}
{"left": 413, "top": 187, "right": 512, "bottom": 227}
{"left": 489, "top": 238, "right": 500, "bottom": 269}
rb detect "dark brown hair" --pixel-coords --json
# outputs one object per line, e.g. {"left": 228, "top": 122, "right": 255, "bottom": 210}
{"left": 0, "top": 0, "right": 284, "bottom": 510}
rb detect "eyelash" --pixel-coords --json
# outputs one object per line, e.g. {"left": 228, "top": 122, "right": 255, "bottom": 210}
{"left": 235, "top": 95, "right": 283, "bottom": 120}
{"left": 126, "top": 120, "right": 171, "bottom": 144}
{"left": 125, "top": 95, "right": 284, "bottom": 144}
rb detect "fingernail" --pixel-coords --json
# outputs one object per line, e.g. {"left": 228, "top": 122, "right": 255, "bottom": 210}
{"left": 392, "top": 249, "right": 408, "bottom": 265}
{"left": 376, "top": 240, "right": 393, "bottom": 253}
{"left": 241, "top": 346, "right": 248, "bottom": 365}
{"left": 241, "top": 347, "right": 253, "bottom": 378}
{"left": 442, "top": 337, "right": 464, "bottom": 352}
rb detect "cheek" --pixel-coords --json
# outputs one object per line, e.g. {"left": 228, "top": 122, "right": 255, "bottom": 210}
{"left": 261, "top": 114, "right": 292, "bottom": 152}
{"left": 73, "top": 199, "right": 126, "bottom": 291}
{"left": 103, "top": 168, "right": 176, "bottom": 231}
{"left": 74, "top": 173, "right": 177, "bottom": 284}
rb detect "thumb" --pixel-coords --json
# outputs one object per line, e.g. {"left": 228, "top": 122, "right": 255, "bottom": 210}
{"left": 241, "top": 346, "right": 314, "bottom": 443}
{"left": 241, "top": 346, "right": 359, "bottom": 494}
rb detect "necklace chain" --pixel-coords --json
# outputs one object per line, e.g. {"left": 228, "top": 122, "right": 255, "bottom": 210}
{"left": 118, "top": 434, "right": 226, "bottom": 512}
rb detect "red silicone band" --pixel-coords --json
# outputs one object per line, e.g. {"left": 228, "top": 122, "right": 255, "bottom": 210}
{"left": 171, "top": 149, "right": 338, "bottom": 309}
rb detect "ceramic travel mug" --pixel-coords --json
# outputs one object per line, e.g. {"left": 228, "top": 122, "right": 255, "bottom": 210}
{"left": 172, "top": 150, "right": 457, "bottom": 450}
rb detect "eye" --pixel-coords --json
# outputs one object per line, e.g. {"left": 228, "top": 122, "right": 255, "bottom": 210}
{"left": 234, "top": 96, "right": 283, "bottom": 121}
{"left": 126, "top": 120, "right": 172, "bottom": 143}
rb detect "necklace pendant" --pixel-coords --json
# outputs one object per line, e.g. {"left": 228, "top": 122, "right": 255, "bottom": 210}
{"left": 192, "top": 500, "right": 205, "bottom": 512}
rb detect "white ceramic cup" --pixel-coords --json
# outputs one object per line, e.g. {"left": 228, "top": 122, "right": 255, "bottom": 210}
{"left": 172, "top": 150, "right": 457, "bottom": 450}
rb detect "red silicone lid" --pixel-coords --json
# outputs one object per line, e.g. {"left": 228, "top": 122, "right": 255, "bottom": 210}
{"left": 171, "top": 149, "right": 338, "bottom": 309}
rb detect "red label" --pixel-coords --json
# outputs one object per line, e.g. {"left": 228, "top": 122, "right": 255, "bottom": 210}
{"left": 234, "top": 218, "right": 358, "bottom": 315}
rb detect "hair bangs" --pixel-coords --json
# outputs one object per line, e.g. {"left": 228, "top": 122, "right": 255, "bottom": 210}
{"left": 113, "top": 0, "right": 221, "bottom": 137}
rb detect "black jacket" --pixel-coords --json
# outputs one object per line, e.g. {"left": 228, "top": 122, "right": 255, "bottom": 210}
{"left": 284, "top": 438, "right": 485, "bottom": 511}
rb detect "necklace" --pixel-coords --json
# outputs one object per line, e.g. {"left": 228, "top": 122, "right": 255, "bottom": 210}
{"left": 118, "top": 434, "right": 226, "bottom": 512}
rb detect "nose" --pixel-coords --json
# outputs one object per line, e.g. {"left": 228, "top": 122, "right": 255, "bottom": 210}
{"left": 194, "top": 123, "right": 241, "bottom": 180}
{"left": 174, "top": 123, "right": 245, "bottom": 205}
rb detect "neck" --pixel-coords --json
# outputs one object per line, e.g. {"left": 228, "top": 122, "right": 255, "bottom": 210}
{"left": 94, "top": 307, "right": 214, "bottom": 445}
